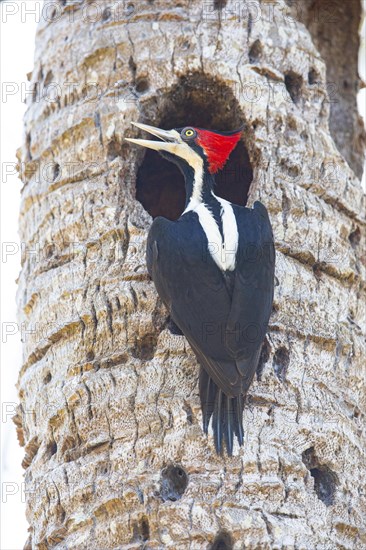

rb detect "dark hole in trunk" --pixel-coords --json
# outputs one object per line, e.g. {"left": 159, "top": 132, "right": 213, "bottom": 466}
{"left": 210, "top": 530, "right": 233, "bottom": 550}
{"left": 302, "top": 447, "right": 339, "bottom": 506}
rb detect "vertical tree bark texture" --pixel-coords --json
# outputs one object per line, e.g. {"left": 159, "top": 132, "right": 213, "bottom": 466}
{"left": 16, "top": 1, "right": 365, "bottom": 548}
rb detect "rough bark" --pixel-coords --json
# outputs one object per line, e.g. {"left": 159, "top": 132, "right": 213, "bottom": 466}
{"left": 286, "top": 0, "right": 366, "bottom": 179}
{"left": 16, "top": 1, "right": 365, "bottom": 549}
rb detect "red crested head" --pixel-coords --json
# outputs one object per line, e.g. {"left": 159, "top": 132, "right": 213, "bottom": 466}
{"left": 195, "top": 127, "right": 242, "bottom": 174}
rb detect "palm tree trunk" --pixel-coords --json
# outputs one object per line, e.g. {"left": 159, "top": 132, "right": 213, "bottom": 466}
{"left": 16, "top": 0, "right": 365, "bottom": 548}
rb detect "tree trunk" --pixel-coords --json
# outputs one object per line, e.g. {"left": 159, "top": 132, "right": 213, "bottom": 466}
{"left": 16, "top": 1, "right": 365, "bottom": 548}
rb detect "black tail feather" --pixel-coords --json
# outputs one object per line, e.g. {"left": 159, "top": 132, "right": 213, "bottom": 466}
{"left": 224, "top": 393, "right": 234, "bottom": 455}
{"left": 199, "top": 367, "right": 244, "bottom": 456}
{"left": 200, "top": 368, "right": 216, "bottom": 434}
{"left": 213, "top": 388, "right": 223, "bottom": 454}
{"left": 233, "top": 393, "right": 244, "bottom": 446}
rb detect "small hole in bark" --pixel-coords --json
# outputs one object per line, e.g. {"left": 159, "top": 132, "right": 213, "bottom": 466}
{"left": 46, "top": 441, "right": 58, "bottom": 458}
{"left": 44, "top": 243, "right": 55, "bottom": 258}
{"left": 183, "top": 401, "right": 193, "bottom": 424}
{"left": 134, "top": 516, "right": 149, "bottom": 541}
{"left": 180, "top": 40, "right": 190, "bottom": 50}
{"left": 287, "top": 116, "right": 297, "bottom": 131}
{"left": 132, "top": 334, "right": 158, "bottom": 361}
{"left": 140, "top": 517, "right": 149, "bottom": 541}
{"left": 210, "top": 530, "right": 233, "bottom": 550}
{"left": 136, "top": 78, "right": 150, "bottom": 93}
{"left": 273, "top": 346, "right": 290, "bottom": 381}
{"left": 126, "top": 4, "right": 135, "bottom": 17}
{"left": 214, "top": 0, "right": 227, "bottom": 9}
{"left": 136, "top": 73, "right": 252, "bottom": 220}
{"left": 128, "top": 55, "right": 137, "bottom": 77}
{"left": 349, "top": 227, "right": 361, "bottom": 247}
{"left": 256, "top": 337, "right": 271, "bottom": 381}
{"left": 312, "top": 262, "right": 323, "bottom": 280}
{"left": 52, "top": 163, "right": 60, "bottom": 181}
{"left": 308, "top": 68, "right": 320, "bottom": 85}
{"left": 102, "top": 7, "right": 111, "bottom": 20}
{"left": 86, "top": 350, "right": 95, "bottom": 361}
{"left": 159, "top": 464, "right": 188, "bottom": 501}
{"left": 285, "top": 71, "right": 303, "bottom": 104}
{"left": 249, "top": 39, "right": 262, "bottom": 63}
{"left": 132, "top": 516, "right": 150, "bottom": 542}
{"left": 280, "top": 160, "right": 300, "bottom": 179}
{"left": 43, "top": 372, "right": 52, "bottom": 384}
{"left": 302, "top": 447, "right": 339, "bottom": 506}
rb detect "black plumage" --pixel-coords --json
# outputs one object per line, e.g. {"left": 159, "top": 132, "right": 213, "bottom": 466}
{"left": 147, "top": 201, "right": 275, "bottom": 454}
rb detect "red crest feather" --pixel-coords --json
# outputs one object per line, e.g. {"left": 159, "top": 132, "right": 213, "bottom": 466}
{"left": 196, "top": 128, "right": 242, "bottom": 174}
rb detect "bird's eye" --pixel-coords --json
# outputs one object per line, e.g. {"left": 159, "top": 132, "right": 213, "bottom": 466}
{"left": 182, "top": 128, "right": 196, "bottom": 139}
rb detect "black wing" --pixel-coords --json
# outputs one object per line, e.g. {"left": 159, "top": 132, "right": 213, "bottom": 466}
{"left": 227, "top": 201, "right": 275, "bottom": 389}
{"left": 146, "top": 201, "right": 275, "bottom": 397}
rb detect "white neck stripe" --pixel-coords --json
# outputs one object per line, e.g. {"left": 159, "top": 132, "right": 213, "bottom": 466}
{"left": 178, "top": 145, "right": 238, "bottom": 271}
{"left": 184, "top": 190, "right": 238, "bottom": 271}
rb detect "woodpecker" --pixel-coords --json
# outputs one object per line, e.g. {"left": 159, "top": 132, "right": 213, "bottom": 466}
{"left": 126, "top": 122, "right": 275, "bottom": 455}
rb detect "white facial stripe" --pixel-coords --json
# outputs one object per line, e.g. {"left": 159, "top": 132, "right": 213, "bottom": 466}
{"left": 179, "top": 142, "right": 204, "bottom": 212}
{"left": 173, "top": 137, "right": 204, "bottom": 194}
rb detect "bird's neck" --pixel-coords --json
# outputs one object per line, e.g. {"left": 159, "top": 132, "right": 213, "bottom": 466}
{"left": 180, "top": 161, "right": 239, "bottom": 272}
{"left": 183, "top": 166, "right": 217, "bottom": 213}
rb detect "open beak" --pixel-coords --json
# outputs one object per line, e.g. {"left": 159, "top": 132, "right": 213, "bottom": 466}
{"left": 125, "top": 122, "right": 180, "bottom": 154}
